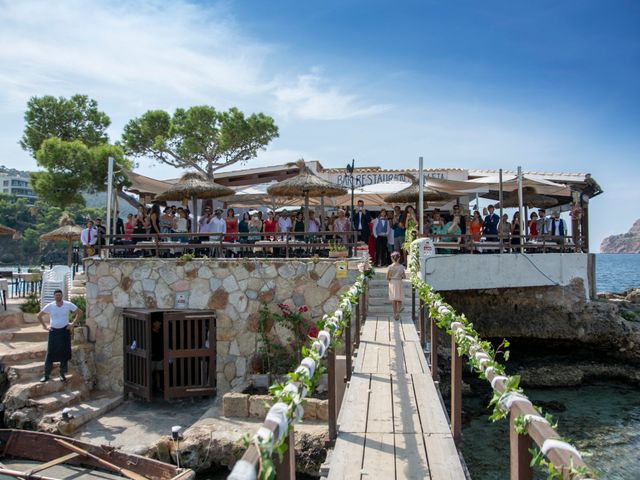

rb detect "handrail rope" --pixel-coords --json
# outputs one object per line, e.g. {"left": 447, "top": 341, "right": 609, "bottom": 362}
{"left": 229, "top": 258, "right": 374, "bottom": 480}
{"left": 408, "top": 241, "right": 594, "bottom": 479}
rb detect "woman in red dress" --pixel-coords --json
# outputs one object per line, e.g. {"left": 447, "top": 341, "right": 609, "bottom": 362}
{"left": 262, "top": 210, "right": 278, "bottom": 240}
{"left": 224, "top": 208, "right": 238, "bottom": 242}
{"left": 368, "top": 220, "right": 375, "bottom": 260}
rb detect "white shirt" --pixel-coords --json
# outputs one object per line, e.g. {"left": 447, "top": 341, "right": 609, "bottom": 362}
{"left": 199, "top": 216, "right": 213, "bottom": 234}
{"left": 308, "top": 218, "right": 320, "bottom": 233}
{"left": 211, "top": 216, "right": 227, "bottom": 234}
{"left": 42, "top": 301, "right": 77, "bottom": 329}
{"left": 277, "top": 216, "right": 291, "bottom": 232}
{"left": 80, "top": 227, "right": 98, "bottom": 246}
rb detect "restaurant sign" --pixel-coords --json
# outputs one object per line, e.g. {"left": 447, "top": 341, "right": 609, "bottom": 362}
{"left": 327, "top": 170, "right": 467, "bottom": 187}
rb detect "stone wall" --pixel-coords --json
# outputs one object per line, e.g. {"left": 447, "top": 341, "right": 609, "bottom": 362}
{"left": 84, "top": 258, "right": 357, "bottom": 393}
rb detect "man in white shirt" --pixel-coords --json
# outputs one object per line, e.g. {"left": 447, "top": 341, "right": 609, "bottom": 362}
{"left": 38, "top": 289, "right": 82, "bottom": 382}
{"left": 277, "top": 212, "right": 292, "bottom": 240}
{"left": 80, "top": 221, "right": 98, "bottom": 257}
{"left": 209, "top": 208, "right": 227, "bottom": 256}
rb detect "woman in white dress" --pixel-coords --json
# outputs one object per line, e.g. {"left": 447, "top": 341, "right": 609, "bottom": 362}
{"left": 386, "top": 251, "right": 406, "bottom": 320}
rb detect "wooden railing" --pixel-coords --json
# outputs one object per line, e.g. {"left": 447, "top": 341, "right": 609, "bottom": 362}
{"left": 228, "top": 271, "right": 370, "bottom": 480}
{"left": 410, "top": 264, "right": 593, "bottom": 479}
{"left": 424, "top": 233, "right": 585, "bottom": 254}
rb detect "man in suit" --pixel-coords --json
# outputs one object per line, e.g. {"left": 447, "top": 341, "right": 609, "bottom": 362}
{"left": 537, "top": 208, "right": 550, "bottom": 236}
{"left": 549, "top": 211, "right": 566, "bottom": 246}
{"left": 482, "top": 204, "right": 499, "bottom": 241}
{"left": 80, "top": 220, "right": 98, "bottom": 257}
{"left": 353, "top": 199, "right": 371, "bottom": 244}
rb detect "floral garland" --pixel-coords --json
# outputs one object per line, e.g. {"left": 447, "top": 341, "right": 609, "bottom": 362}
{"left": 231, "top": 264, "right": 374, "bottom": 480}
{"left": 407, "top": 246, "right": 596, "bottom": 479}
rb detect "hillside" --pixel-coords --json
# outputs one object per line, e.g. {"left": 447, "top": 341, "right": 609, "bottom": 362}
{"left": 600, "top": 219, "right": 640, "bottom": 253}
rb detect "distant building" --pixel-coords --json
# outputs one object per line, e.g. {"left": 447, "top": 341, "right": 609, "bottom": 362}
{"left": 0, "top": 172, "right": 38, "bottom": 203}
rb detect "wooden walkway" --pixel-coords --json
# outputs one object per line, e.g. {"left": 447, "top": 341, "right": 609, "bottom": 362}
{"left": 327, "top": 314, "right": 466, "bottom": 479}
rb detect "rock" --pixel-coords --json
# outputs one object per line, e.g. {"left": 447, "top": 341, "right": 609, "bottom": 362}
{"left": 303, "top": 398, "right": 318, "bottom": 420}
{"left": 316, "top": 400, "right": 329, "bottom": 421}
{"left": 600, "top": 219, "right": 640, "bottom": 253}
{"left": 208, "top": 289, "right": 229, "bottom": 310}
{"left": 318, "top": 266, "right": 336, "bottom": 288}
{"left": 223, "top": 275, "right": 239, "bottom": 292}
{"left": 248, "top": 395, "right": 273, "bottom": 418}
{"left": 304, "top": 286, "right": 330, "bottom": 308}
{"left": 223, "top": 392, "right": 249, "bottom": 417}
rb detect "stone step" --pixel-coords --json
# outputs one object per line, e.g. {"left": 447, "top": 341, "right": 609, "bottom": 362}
{"left": 28, "top": 388, "right": 88, "bottom": 412}
{"left": 7, "top": 360, "right": 76, "bottom": 381}
{"left": 367, "top": 285, "right": 411, "bottom": 295}
{"left": 38, "top": 392, "right": 124, "bottom": 434}
{"left": 5, "top": 373, "right": 84, "bottom": 410}
{"left": 0, "top": 325, "right": 49, "bottom": 343}
{"left": 69, "top": 287, "right": 86, "bottom": 296}
{"left": 0, "top": 341, "right": 48, "bottom": 364}
{"left": 0, "top": 311, "right": 25, "bottom": 330}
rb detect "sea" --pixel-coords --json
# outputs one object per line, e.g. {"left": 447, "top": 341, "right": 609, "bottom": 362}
{"left": 596, "top": 253, "right": 640, "bottom": 293}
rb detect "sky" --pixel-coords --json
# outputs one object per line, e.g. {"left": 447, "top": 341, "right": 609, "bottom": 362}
{"left": 0, "top": 0, "right": 638, "bottom": 251}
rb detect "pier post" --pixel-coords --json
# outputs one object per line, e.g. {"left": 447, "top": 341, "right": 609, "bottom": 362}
{"left": 412, "top": 286, "right": 416, "bottom": 322}
{"left": 420, "top": 299, "right": 426, "bottom": 348}
{"left": 451, "top": 336, "right": 462, "bottom": 446}
{"left": 509, "top": 411, "right": 533, "bottom": 480}
{"left": 430, "top": 314, "right": 438, "bottom": 381}
{"left": 327, "top": 349, "right": 338, "bottom": 444}
{"left": 276, "top": 428, "right": 296, "bottom": 480}
{"left": 345, "top": 313, "right": 352, "bottom": 381}
{"left": 355, "top": 302, "right": 361, "bottom": 349}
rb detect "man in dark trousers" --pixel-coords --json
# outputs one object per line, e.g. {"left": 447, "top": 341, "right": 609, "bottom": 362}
{"left": 482, "top": 204, "right": 500, "bottom": 241}
{"left": 352, "top": 199, "right": 371, "bottom": 243}
{"left": 38, "top": 289, "right": 82, "bottom": 382}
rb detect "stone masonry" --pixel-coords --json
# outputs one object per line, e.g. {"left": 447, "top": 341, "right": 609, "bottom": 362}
{"left": 84, "top": 258, "right": 357, "bottom": 393}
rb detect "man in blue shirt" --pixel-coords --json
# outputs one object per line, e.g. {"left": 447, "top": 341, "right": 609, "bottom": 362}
{"left": 482, "top": 204, "right": 500, "bottom": 241}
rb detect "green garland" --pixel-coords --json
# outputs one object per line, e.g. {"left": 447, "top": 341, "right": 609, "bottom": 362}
{"left": 407, "top": 244, "right": 597, "bottom": 479}
{"left": 235, "top": 263, "right": 374, "bottom": 480}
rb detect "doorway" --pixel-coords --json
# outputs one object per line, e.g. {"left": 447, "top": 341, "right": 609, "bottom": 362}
{"left": 122, "top": 309, "right": 216, "bottom": 401}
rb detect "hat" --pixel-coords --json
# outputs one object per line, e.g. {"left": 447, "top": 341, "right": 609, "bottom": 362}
{"left": 215, "top": 208, "right": 223, "bottom": 214}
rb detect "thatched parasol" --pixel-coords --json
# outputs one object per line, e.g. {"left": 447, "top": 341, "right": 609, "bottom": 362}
{"left": 155, "top": 171, "right": 235, "bottom": 233}
{"left": 267, "top": 159, "right": 347, "bottom": 231}
{"left": 0, "top": 224, "right": 16, "bottom": 236}
{"left": 40, "top": 214, "right": 83, "bottom": 266}
{"left": 495, "top": 187, "right": 558, "bottom": 209}
{"left": 383, "top": 174, "right": 451, "bottom": 204}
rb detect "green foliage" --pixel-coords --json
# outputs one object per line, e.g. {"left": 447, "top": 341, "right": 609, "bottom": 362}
{"left": 20, "top": 94, "right": 111, "bottom": 156}
{"left": 121, "top": 106, "right": 279, "bottom": 178}
{"left": 620, "top": 310, "right": 638, "bottom": 322}
{"left": 178, "top": 252, "right": 195, "bottom": 262}
{"left": 70, "top": 296, "right": 86, "bottom": 325}
{"left": 20, "top": 292, "right": 41, "bottom": 314}
{"left": 20, "top": 94, "right": 131, "bottom": 208}
{"left": 0, "top": 193, "right": 104, "bottom": 265}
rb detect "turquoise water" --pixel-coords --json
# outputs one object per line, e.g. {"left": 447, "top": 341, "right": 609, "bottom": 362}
{"left": 596, "top": 253, "right": 640, "bottom": 293}
{"left": 462, "top": 382, "right": 640, "bottom": 479}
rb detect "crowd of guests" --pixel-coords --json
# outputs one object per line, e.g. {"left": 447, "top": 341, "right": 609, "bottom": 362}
{"left": 80, "top": 200, "right": 568, "bottom": 258}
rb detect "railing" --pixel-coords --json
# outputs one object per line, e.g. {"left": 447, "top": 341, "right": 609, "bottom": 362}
{"left": 409, "top": 249, "right": 594, "bottom": 479}
{"left": 228, "top": 268, "right": 372, "bottom": 480}
{"left": 424, "top": 233, "right": 585, "bottom": 254}
{"left": 93, "top": 231, "right": 360, "bottom": 260}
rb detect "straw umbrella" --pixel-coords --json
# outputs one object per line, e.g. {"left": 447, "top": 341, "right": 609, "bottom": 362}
{"left": 40, "top": 214, "right": 83, "bottom": 267}
{"left": 154, "top": 172, "right": 235, "bottom": 233}
{"left": 494, "top": 187, "right": 558, "bottom": 209}
{"left": 267, "top": 159, "right": 347, "bottom": 232}
{"left": 383, "top": 174, "right": 452, "bottom": 204}
{"left": 0, "top": 224, "right": 16, "bottom": 236}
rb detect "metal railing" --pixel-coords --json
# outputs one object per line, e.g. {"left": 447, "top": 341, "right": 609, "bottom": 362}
{"left": 424, "top": 233, "right": 585, "bottom": 254}
{"left": 92, "top": 230, "right": 361, "bottom": 259}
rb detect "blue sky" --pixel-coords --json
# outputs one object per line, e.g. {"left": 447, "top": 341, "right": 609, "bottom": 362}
{"left": 0, "top": 0, "right": 638, "bottom": 250}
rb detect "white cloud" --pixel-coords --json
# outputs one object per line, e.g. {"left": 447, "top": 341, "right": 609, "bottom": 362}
{"left": 0, "top": 0, "right": 387, "bottom": 122}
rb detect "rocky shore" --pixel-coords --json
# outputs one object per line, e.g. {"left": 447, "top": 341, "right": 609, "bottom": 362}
{"left": 600, "top": 219, "right": 640, "bottom": 253}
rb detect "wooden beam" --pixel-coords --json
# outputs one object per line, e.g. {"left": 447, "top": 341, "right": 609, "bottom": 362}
{"left": 26, "top": 453, "right": 80, "bottom": 476}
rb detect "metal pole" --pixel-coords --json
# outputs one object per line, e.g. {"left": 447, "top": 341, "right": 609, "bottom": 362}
{"left": 499, "top": 169, "right": 504, "bottom": 254}
{"left": 517, "top": 166, "right": 524, "bottom": 253}
{"left": 105, "top": 156, "right": 114, "bottom": 255}
{"left": 418, "top": 156, "right": 424, "bottom": 235}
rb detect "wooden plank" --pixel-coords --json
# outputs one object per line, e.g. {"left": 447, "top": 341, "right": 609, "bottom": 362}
{"left": 402, "top": 340, "right": 426, "bottom": 375}
{"left": 359, "top": 340, "right": 379, "bottom": 374}
{"left": 26, "top": 453, "right": 80, "bottom": 475}
{"left": 423, "top": 433, "right": 466, "bottom": 480}
{"left": 365, "top": 374, "right": 394, "bottom": 433}
{"left": 326, "top": 432, "right": 366, "bottom": 480}
{"left": 388, "top": 320, "right": 405, "bottom": 374}
{"left": 412, "top": 374, "right": 453, "bottom": 435}
{"left": 376, "top": 316, "right": 391, "bottom": 345}
{"left": 360, "top": 433, "right": 395, "bottom": 479}
{"left": 338, "top": 373, "right": 371, "bottom": 433}
{"left": 375, "top": 342, "right": 391, "bottom": 375}
{"left": 391, "top": 374, "right": 422, "bottom": 434}
{"left": 399, "top": 316, "right": 420, "bottom": 342}
{"left": 395, "top": 433, "right": 431, "bottom": 479}
{"left": 359, "top": 317, "right": 377, "bottom": 343}
{"left": 353, "top": 340, "right": 367, "bottom": 372}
